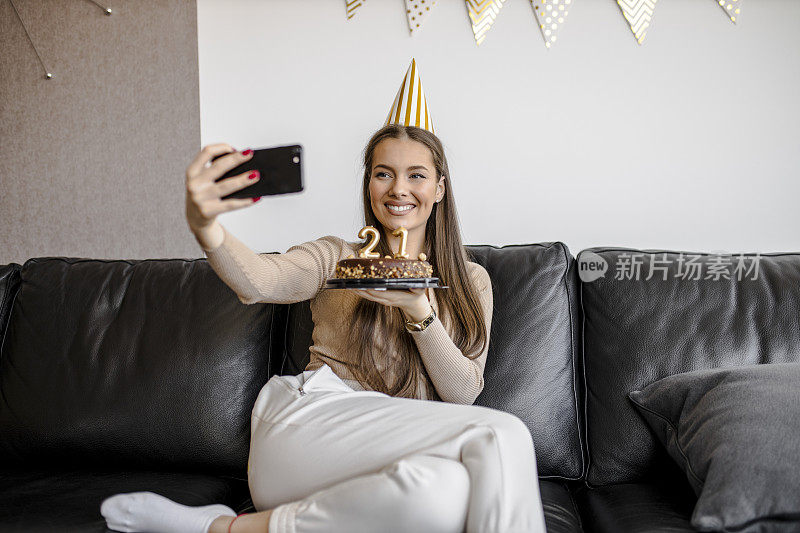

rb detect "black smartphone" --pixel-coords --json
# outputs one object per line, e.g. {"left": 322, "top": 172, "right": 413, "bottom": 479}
{"left": 211, "top": 144, "right": 304, "bottom": 200}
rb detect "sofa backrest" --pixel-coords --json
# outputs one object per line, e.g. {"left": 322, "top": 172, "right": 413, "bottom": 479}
{"left": 0, "top": 257, "right": 279, "bottom": 478}
{"left": 579, "top": 248, "right": 800, "bottom": 486}
{"left": 279, "top": 242, "right": 585, "bottom": 481}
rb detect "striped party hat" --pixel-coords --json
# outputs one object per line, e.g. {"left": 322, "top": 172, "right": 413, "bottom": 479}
{"left": 384, "top": 58, "right": 435, "bottom": 135}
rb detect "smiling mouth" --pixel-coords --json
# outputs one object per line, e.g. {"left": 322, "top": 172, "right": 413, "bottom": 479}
{"left": 385, "top": 204, "right": 416, "bottom": 215}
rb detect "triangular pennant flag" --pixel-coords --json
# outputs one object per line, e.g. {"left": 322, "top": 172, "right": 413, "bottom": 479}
{"left": 466, "top": 0, "right": 509, "bottom": 46}
{"left": 716, "top": 0, "right": 741, "bottom": 23}
{"left": 405, "top": 0, "right": 438, "bottom": 35}
{"left": 345, "top": 0, "right": 366, "bottom": 20}
{"left": 616, "top": 0, "right": 658, "bottom": 45}
{"left": 530, "top": 0, "right": 574, "bottom": 49}
{"left": 384, "top": 58, "right": 435, "bottom": 135}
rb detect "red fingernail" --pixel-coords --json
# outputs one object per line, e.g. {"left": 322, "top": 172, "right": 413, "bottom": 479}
{"left": 252, "top": 196, "right": 262, "bottom": 202}
{"left": 248, "top": 171, "right": 259, "bottom": 179}
{"left": 242, "top": 149, "right": 253, "bottom": 156}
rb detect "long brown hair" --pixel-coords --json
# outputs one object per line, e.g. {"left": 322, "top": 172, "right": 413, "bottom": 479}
{"left": 346, "top": 124, "right": 489, "bottom": 400}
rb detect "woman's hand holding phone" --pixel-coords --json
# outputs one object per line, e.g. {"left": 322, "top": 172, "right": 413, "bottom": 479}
{"left": 185, "top": 143, "right": 261, "bottom": 249}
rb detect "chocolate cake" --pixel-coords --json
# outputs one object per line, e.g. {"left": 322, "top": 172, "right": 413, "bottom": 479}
{"left": 335, "top": 253, "right": 434, "bottom": 279}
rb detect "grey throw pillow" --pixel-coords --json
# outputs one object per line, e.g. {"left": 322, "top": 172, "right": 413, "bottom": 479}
{"left": 628, "top": 362, "right": 800, "bottom": 532}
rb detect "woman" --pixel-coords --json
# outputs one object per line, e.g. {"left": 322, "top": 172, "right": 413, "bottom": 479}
{"left": 101, "top": 124, "right": 547, "bottom": 533}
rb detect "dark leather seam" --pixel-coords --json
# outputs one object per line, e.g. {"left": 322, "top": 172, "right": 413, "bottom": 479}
{"left": 577, "top": 251, "right": 594, "bottom": 489}
{"left": 559, "top": 242, "right": 584, "bottom": 481}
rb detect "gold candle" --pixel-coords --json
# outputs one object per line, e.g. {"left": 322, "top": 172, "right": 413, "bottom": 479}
{"left": 357, "top": 226, "right": 382, "bottom": 258}
{"left": 392, "top": 226, "right": 409, "bottom": 259}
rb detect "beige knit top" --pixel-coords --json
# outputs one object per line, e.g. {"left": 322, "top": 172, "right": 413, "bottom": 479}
{"left": 201, "top": 224, "right": 493, "bottom": 405}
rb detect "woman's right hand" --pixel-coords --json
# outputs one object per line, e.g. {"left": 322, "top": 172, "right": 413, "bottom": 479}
{"left": 185, "top": 143, "right": 261, "bottom": 233}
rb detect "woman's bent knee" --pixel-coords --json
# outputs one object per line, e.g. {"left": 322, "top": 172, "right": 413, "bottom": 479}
{"left": 389, "top": 456, "right": 469, "bottom": 533}
{"left": 484, "top": 410, "right": 535, "bottom": 449}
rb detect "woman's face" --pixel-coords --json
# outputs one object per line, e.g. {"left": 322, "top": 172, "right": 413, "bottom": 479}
{"left": 368, "top": 136, "right": 445, "bottom": 235}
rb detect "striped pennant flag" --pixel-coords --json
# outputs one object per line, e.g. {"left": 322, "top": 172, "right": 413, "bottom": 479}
{"left": 716, "top": 0, "right": 741, "bottom": 23}
{"left": 616, "top": 0, "right": 657, "bottom": 45}
{"left": 530, "top": 0, "right": 574, "bottom": 49}
{"left": 384, "top": 58, "right": 435, "bottom": 135}
{"left": 466, "top": 0, "right": 508, "bottom": 46}
{"left": 345, "top": 0, "right": 365, "bottom": 20}
{"left": 406, "top": 0, "right": 439, "bottom": 35}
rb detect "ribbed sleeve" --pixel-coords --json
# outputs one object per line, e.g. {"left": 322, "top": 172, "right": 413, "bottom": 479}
{"left": 202, "top": 224, "right": 347, "bottom": 305}
{"left": 408, "top": 263, "right": 494, "bottom": 405}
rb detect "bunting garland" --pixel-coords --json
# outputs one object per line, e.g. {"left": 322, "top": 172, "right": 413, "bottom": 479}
{"left": 717, "top": 0, "right": 741, "bottom": 23}
{"left": 530, "top": 0, "right": 574, "bottom": 49}
{"left": 405, "top": 0, "right": 438, "bottom": 35}
{"left": 616, "top": 0, "right": 658, "bottom": 45}
{"left": 465, "top": 0, "right": 508, "bottom": 46}
{"left": 346, "top": 0, "right": 741, "bottom": 46}
{"left": 345, "top": 0, "right": 365, "bottom": 20}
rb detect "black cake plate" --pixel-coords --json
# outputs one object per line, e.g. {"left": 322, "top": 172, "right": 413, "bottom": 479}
{"left": 323, "top": 277, "right": 448, "bottom": 290}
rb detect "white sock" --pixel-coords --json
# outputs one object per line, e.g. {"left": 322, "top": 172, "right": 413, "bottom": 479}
{"left": 100, "top": 491, "right": 236, "bottom": 533}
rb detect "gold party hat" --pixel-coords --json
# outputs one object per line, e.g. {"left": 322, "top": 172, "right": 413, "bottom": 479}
{"left": 384, "top": 58, "right": 435, "bottom": 135}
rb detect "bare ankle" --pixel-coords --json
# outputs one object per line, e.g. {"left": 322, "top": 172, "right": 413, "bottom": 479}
{"left": 208, "top": 514, "right": 234, "bottom": 533}
{"left": 210, "top": 509, "right": 273, "bottom": 533}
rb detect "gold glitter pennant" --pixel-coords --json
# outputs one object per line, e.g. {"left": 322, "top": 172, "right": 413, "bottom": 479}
{"left": 716, "top": 0, "right": 741, "bottom": 23}
{"left": 530, "top": 0, "right": 574, "bottom": 49}
{"left": 616, "top": 0, "right": 658, "bottom": 45}
{"left": 345, "top": 0, "right": 366, "bottom": 20}
{"left": 465, "top": 0, "right": 508, "bottom": 46}
{"left": 406, "top": 0, "right": 438, "bottom": 35}
{"left": 384, "top": 58, "right": 435, "bottom": 135}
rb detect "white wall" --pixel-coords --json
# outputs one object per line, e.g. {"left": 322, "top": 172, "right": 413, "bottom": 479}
{"left": 197, "top": 0, "right": 800, "bottom": 256}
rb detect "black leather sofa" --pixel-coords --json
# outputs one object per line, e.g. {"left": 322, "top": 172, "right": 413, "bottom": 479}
{"left": 1, "top": 241, "right": 797, "bottom": 532}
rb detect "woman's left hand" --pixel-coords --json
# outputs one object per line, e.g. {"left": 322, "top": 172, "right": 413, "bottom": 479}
{"left": 355, "top": 288, "right": 432, "bottom": 322}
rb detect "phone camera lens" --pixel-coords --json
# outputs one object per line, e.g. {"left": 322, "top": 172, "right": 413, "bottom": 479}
{"left": 292, "top": 156, "right": 300, "bottom": 164}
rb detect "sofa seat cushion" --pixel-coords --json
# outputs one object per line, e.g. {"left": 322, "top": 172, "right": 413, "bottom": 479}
{"left": 573, "top": 480, "right": 697, "bottom": 533}
{"left": 540, "top": 480, "right": 585, "bottom": 533}
{"left": 0, "top": 465, "right": 250, "bottom": 533}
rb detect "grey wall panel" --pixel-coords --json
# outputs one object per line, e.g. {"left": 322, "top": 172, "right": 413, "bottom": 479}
{"left": 1, "top": 0, "right": 201, "bottom": 263}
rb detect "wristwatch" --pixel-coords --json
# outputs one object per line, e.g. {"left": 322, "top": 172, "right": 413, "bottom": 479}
{"left": 404, "top": 307, "right": 436, "bottom": 332}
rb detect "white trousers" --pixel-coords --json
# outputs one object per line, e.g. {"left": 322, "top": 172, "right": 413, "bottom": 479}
{"left": 248, "top": 363, "right": 548, "bottom": 533}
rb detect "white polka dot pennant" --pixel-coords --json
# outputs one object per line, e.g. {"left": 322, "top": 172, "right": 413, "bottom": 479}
{"left": 465, "top": 0, "right": 509, "bottom": 46}
{"left": 530, "top": 0, "right": 573, "bottom": 49}
{"left": 405, "top": 0, "right": 438, "bottom": 35}
{"left": 616, "top": 0, "right": 658, "bottom": 45}
{"left": 345, "top": 0, "right": 365, "bottom": 20}
{"left": 717, "top": 0, "right": 741, "bottom": 24}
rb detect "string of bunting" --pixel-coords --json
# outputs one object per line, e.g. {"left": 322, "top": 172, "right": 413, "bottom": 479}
{"left": 345, "top": 0, "right": 742, "bottom": 46}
